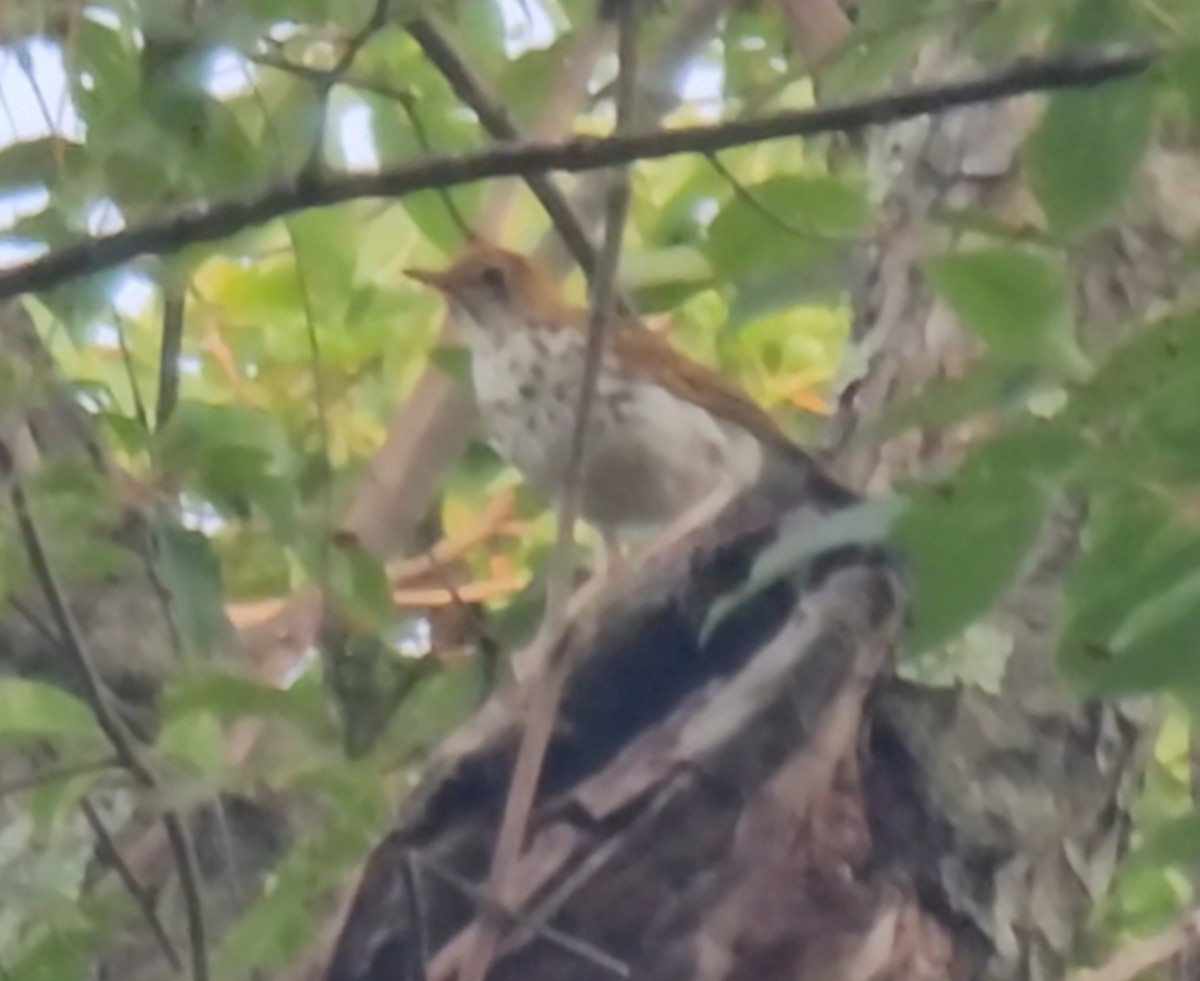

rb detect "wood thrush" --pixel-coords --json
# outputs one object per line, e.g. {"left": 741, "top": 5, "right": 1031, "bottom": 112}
{"left": 406, "top": 242, "right": 851, "bottom": 560}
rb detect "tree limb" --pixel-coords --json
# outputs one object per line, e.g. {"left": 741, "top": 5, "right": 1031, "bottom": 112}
{"left": 406, "top": 17, "right": 606, "bottom": 280}
{"left": 0, "top": 48, "right": 1152, "bottom": 301}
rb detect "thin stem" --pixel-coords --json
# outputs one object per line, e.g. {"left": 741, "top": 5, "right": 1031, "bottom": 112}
{"left": 286, "top": 226, "right": 333, "bottom": 582}
{"left": 705, "top": 151, "right": 840, "bottom": 243}
{"left": 300, "top": 0, "right": 393, "bottom": 178}
{"left": 111, "top": 310, "right": 151, "bottom": 434}
{"left": 81, "top": 796, "right": 184, "bottom": 972}
{"left": 407, "top": 17, "right": 611, "bottom": 289}
{"left": 395, "top": 92, "right": 473, "bottom": 240}
{"left": 415, "top": 853, "right": 629, "bottom": 977}
{"left": 156, "top": 289, "right": 185, "bottom": 430}
{"left": 455, "top": 7, "right": 639, "bottom": 981}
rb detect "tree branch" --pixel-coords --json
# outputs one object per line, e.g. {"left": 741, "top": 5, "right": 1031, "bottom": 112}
{"left": 300, "top": 0, "right": 394, "bottom": 178}
{"left": 0, "top": 48, "right": 1152, "bottom": 301}
{"left": 406, "top": 16, "right": 605, "bottom": 279}
{"left": 81, "top": 796, "right": 184, "bottom": 972}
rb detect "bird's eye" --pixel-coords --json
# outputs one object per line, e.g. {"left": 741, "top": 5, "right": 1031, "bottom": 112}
{"left": 480, "top": 264, "right": 507, "bottom": 294}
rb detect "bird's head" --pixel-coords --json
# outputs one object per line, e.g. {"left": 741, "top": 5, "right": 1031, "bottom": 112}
{"left": 405, "top": 242, "right": 565, "bottom": 340}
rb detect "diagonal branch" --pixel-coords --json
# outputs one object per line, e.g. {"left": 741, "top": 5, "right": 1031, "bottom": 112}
{"left": 81, "top": 796, "right": 184, "bottom": 972}
{"left": 300, "top": 0, "right": 394, "bottom": 177}
{"left": 406, "top": 17, "right": 605, "bottom": 279}
{"left": 0, "top": 48, "right": 1153, "bottom": 301}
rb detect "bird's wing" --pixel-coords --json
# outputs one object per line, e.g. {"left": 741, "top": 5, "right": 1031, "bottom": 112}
{"left": 608, "top": 326, "right": 794, "bottom": 449}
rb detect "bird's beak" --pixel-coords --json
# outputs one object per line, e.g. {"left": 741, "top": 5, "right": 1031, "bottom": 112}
{"left": 404, "top": 267, "right": 453, "bottom": 292}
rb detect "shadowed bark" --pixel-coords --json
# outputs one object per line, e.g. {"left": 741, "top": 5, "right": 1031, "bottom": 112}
{"left": 325, "top": 476, "right": 917, "bottom": 981}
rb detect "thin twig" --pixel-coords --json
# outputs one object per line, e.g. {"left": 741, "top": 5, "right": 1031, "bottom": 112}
{"left": 414, "top": 853, "right": 629, "bottom": 978}
{"left": 498, "top": 775, "right": 683, "bottom": 962}
{"left": 156, "top": 289, "right": 185, "bottom": 430}
{"left": 455, "top": 8, "right": 639, "bottom": 981}
{"left": 5, "top": 469, "right": 210, "bottom": 981}
{"left": 111, "top": 310, "right": 151, "bottom": 434}
{"left": 162, "top": 815, "right": 209, "bottom": 981}
{"left": 394, "top": 91, "right": 473, "bottom": 240}
{"left": 301, "top": 0, "right": 393, "bottom": 178}
{"left": 705, "top": 151, "right": 840, "bottom": 243}
{"left": 8, "top": 478, "right": 149, "bottom": 779}
{"left": 80, "top": 796, "right": 184, "bottom": 971}
{"left": 0, "top": 48, "right": 1153, "bottom": 301}
{"left": 287, "top": 226, "right": 334, "bottom": 583}
{"left": 407, "top": 18, "right": 609, "bottom": 287}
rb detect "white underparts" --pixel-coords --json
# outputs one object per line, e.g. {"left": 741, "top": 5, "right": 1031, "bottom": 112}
{"left": 458, "top": 306, "right": 764, "bottom": 536}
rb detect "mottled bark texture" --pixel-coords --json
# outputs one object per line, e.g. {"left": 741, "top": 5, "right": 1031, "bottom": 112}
{"left": 324, "top": 44, "right": 1200, "bottom": 981}
{"left": 326, "top": 474, "right": 914, "bottom": 981}
{"left": 829, "top": 38, "right": 1200, "bottom": 981}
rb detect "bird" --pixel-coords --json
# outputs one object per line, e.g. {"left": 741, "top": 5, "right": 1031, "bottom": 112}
{"left": 405, "top": 241, "right": 851, "bottom": 566}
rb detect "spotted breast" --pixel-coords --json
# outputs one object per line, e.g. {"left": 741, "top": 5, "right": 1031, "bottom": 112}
{"left": 468, "top": 315, "right": 763, "bottom": 536}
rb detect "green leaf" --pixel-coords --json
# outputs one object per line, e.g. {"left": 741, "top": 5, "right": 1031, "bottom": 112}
{"left": 326, "top": 536, "right": 394, "bottom": 631}
{"left": 71, "top": 17, "right": 140, "bottom": 127}
{"left": 446, "top": 0, "right": 507, "bottom": 73}
{"left": 1066, "top": 312, "right": 1200, "bottom": 426}
{"left": 289, "top": 206, "right": 358, "bottom": 327}
{"left": 821, "top": 0, "right": 938, "bottom": 100}
{"left": 162, "top": 666, "right": 331, "bottom": 740}
{"left": 1061, "top": 493, "right": 1200, "bottom": 696}
{"left": 0, "top": 139, "right": 85, "bottom": 194}
{"left": 153, "top": 524, "right": 231, "bottom": 656}
{"left": 370, "top": 659, "right": 488, "bottom": 767}
{"left": 428, "top": 343, "right": 473, "bottom": 383}
{"left": 156, "top": 710, "right": 225, "bottom": 777}
{"left": 1172, "top": 47, "right": 1200, "bottom": 129}
{"left": 924, "top": 247, "right": 1073, "bottom": 366}
{"left": 896, "top": 424, "right": 1079, "bottom": 654}
{"left": 214, "top": 760, "right": 386, "bottom": 977}
{"left": 1122, "top": 812, "right": 1200, "bottom": 876}
{"left": 869, "top": 362, "right": 1051, "bottom": 440}
{"left": 703, "top": 496, "right": 907, "bottom": 641}
{"left": 0, "top": 679, "right": 100, "bottom": 741}
{"left": 707, "top": 175, "right": 866, "bottom": 278}
{"left": 21, "top": 460, "right": 133, "bottom": 582}
{"left": 499, "top": 34, "right": 582, "bottom": 120}
{"left": 723, "top": 7, "right": 785, "bottom": 96}
{"left": 156, "top": 401, "right": 299, "bottom": 528}
{"left": 727, "top": 256, "right": 849, "bottom": 328}
{"left": 1026, "top": 75, "right": 1154, "bottom": 235}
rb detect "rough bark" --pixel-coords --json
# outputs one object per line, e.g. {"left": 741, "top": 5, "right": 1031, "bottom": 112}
{"left": 326, "top": 473, "right": 915, "bottom": 981}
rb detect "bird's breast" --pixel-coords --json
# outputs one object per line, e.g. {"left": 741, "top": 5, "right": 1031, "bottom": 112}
{"left": 469, "top": 329, "right": 764, "bottom": 533}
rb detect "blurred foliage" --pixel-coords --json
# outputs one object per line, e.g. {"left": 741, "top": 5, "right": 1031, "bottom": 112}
{"left": 0, "top": 0, "right": 1198, "bottom": 976}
